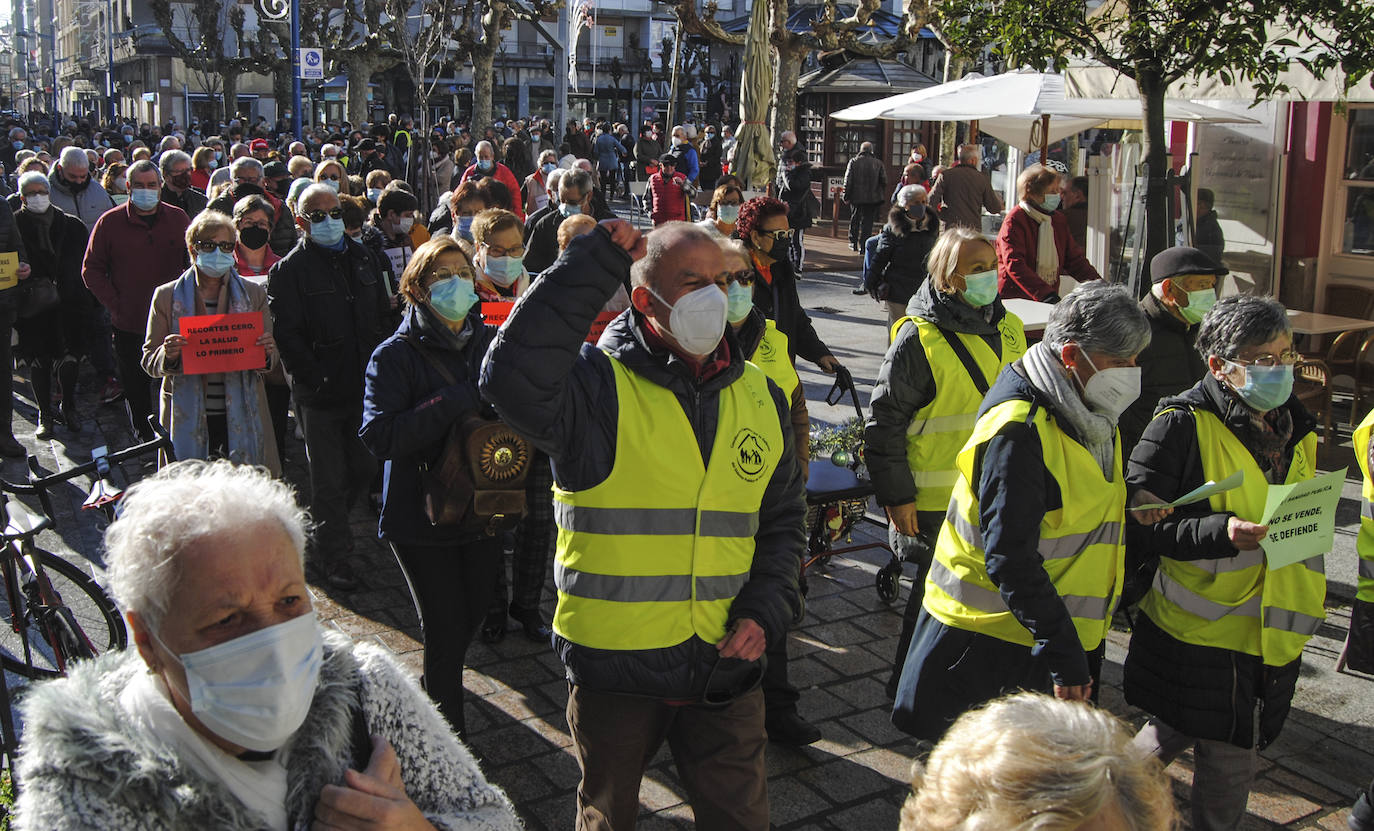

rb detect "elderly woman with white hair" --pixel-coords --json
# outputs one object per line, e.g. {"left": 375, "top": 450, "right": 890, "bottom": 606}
{"left": 901, "top": 692, "right": 1177, "bottom": 831}
{"left": 892, "top": 282, "right": 1158, "bottom": 741}
{"left": 14, "top": 460, "right": 521, "bottom": 830}
{"left": 864, "top": 183, "right": 940, "bottom": 327}
{"left": 1123, "top": 294, "right": 1322, "bottom": 831}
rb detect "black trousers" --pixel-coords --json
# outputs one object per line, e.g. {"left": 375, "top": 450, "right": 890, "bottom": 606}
{"left": 0, "top": 304, "right": 14, "bottom": 433}
{"left": 297, "top": 402, "right": 377, "bottom": 562}
{"left": 490, "top": 450, "right": 555, "bottom": 616}
{"left": 390, "top": 537, "right": 503, "bottom": 736}
{"left": 849, "top": 202, "right": 882, "bottom": 246}
{"left": 112, "top": 327, "right": 155, "bottom": 440}
{"left": 886, "top": 511, "right": 942, "bottom": 697}
{"left": 264, "top": 381, "right": 291, "bottom": 464}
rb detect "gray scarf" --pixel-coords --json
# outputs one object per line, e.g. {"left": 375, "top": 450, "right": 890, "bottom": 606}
{"left": 1019, "top": 341, "right": 1116, "bottom": 479}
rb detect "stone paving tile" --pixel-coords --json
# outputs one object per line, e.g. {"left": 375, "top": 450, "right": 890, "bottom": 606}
{"left": 796, "top": 757, "right": 894, "bottom": 803}
{"left": 766, "top": 776, "right": 835, "bottom": 826}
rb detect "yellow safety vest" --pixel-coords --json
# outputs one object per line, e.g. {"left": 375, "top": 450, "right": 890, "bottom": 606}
{"left": 552, "top": 355, "right": 784, "bottom": 651}
{"left": 748, "top": 319, "right": 799, "bottom": 403}
{"left": 1140, "top": 408, "right": 1325, "bottom": 666}
{"left": 924, "top": 396, "right": 1125, "bottom": 651}
{"left": 1354, "top": 409, "right": 1374, "bottom": 603}
{"left": 893, "top": 312, "right": 1026, "bottom": 513}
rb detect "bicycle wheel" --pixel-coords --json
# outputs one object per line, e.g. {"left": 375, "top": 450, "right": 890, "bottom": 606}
{"left": 0, "top": 548, "right": 127, "bottom": 679}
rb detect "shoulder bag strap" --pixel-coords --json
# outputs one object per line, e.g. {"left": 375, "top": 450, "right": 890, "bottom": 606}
{"left": 398, "top": 332, "right": 459, "bottom": 387}
{"left": 943, "top": 331, "right": 993, "bottom": 396}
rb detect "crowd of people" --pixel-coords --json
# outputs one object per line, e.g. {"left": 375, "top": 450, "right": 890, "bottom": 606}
{"left": 0, "top": 107, "right": 1366, "bottom": 831}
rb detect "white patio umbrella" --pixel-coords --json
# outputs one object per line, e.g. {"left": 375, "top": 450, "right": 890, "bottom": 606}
{"left": 830, "top": 70, "right": 1257, "bottom": 157}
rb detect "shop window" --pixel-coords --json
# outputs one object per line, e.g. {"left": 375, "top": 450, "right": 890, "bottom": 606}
{"left": 832, "top": 121, "right": 879, "bottom": 167}
{"left": 800, "top": 107, "right": 824, "bottom": 165}
{"left": 889, "top": 120, "right": 921, "bottom": 167}
{"left": 1340, "top": 106, "right": 1374, "bottom": 257}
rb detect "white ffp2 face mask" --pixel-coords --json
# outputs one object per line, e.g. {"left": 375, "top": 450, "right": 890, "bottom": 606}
{"left": 159, "top": 612, "right": 324, "bottom": 752}
{"left": 1077, "top": 349, "right": 1141, "bottom": 422}
{"left": 647, "top": 284, "right": 728, "bottom": 358}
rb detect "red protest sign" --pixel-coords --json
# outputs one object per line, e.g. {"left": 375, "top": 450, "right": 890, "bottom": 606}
{"left": 481, "top": 301, "right": 514, "bottom": 327}
{"left": 587, "top": 311, "right": 618, "bottom": 344}
{"left": 179, "top": 312, "right": 266, "bottom": 375}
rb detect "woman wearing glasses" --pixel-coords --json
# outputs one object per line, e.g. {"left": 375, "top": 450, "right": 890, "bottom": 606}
{"left": 142, "top": 209, "right": 279, "bottom": 473}
{"left": 359, "top": 235, "right": 503, "bottom": 737}
{"left": 314, "top": 158, "right": 350, "bottom": 195}
{"left": 470, "top": 208, "right": 528, "bottom": 301}
{"left": 1123, "top": 294, "right": 1323, "bottom": 831}
{"left": 735, "top": 196, "right": 841, "bottom": 374}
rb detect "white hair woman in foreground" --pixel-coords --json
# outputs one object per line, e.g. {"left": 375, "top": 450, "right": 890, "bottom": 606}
{"left": 15, "top": 459, "right": 520, "bottom": 831}
{"left": 901, "top": 692, "right": 1177, "bottom": 831}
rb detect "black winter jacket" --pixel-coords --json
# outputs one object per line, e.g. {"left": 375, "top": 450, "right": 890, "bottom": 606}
{"left": 480, "top": 228, "right": 805, "bottom": 700}
{"left": 779, "top": 163, "right": 814, "bottom": 230}
{"left": 0, "top": 197, "right": 28, "bottom": 309}
{"left": 1118, "top": 292, "right": 1207, "bottom": 457}
{"left": 267, "top": 237, "right": 391, "bottom": 408}
{"left": 750, "top": 254, "right": 831, "bottom": 368}
{"left": 865, "top": 279, "right": 1015, "bottom": 508}
{"left": 13, "top": 206, "right": 92, "bottom": 308}
{"left": 957, "top": 363, "right": 1108, "bottom": 687}
{"left": 1123, "top": 375, "right": 1316, "bottom": 749}
{"left": 360, "top": 304, "right": 495, "bottom": 545}
{"left": 867, "top": 205, "right": 939, "bottom": 306}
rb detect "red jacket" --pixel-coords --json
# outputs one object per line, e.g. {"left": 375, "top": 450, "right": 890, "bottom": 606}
{"left": 82, "top": 201, "right": 191, "bottom": 333}
{"left": 648, "top": 170, "right": 690, "bottom": 225}
{"left": 995, "top": 203, "right": 1101, "bottom": 302}
{"left": 459, "top": 162, "right": 525, "bottom": 221}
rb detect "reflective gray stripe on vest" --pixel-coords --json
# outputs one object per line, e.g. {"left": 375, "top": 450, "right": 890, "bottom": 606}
{"left": 930, "top": 560, "right": 1110, "bottom": 620}
{"left": 696, "top": 572, "right": 750, "bottom": 601}
{"left": 944, "top": 504, "right": 1119, "bottom": 561}
{"left": 555, "top": 561, "right": 691, "bottom": 602}
{"left": 1263, "top": 606, "right": 1324, "bottom": 636}
{"left": 906, "top": 412, "right": 979, "bottom": 436}
{"left": 913, "top": 469, "right": 960, "bottom": 489}
{"left": 1360, "top": 558, "right": 1374, "bottom": 580}
{"left": 555, "top": 503, "right": 696, "bottom": 535}
{"left": 1059, "top": 594, "right": 1113, "bottom": 620}
{"left": 699, "top": 510, "right": 759, "bottom": 538}
{"left": 1363, "top": 498, "right": 1374, "bottom": 521}
{"left": 1151, "top": 569, "right": 1261, "bottom": 622}
{"left": 1193, "top": 549, "right": 1266, "bottom": 575}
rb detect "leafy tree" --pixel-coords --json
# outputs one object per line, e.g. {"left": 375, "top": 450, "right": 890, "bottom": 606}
{"left": 148, "top": 0, "right": 259, "bottom": 120}
{"left": 934, "top": 0, "right": 1374, "bottom": 271}
{"left": 452, "top": 0, "right": 560, "bottom": 137}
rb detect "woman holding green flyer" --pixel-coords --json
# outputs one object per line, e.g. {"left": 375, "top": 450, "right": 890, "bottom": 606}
{"left": 1122, "top": 293, "right": 1324, "bottom": 831}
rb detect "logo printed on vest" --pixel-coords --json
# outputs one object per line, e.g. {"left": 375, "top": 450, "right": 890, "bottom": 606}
{"left": 731, "top": 429, "right": 771, "bottom": 482}
{"left": 758, "top": 337, "right": 775, "bottom": 360}
{"left": 1002, "top": 327, "right": 1018, "bottom": 346}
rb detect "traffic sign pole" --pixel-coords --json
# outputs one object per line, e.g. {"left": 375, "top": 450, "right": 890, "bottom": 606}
{"left": 290, "top": 0, "right": 301, "bottom": 139}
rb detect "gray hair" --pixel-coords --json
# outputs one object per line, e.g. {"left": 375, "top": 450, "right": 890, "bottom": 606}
{"left": 560, "top": 167, "right": 593, "bottom": 199}
{"left": 860, "top": 141, "right": 876, "bottom": 155}
{"left": 298, "top": 182, "right": 339, "bottom": 214}
{"left": 1195, "top": 294, "right": 1290, "bottom": 361}
{"left": 631, "top": 222, "right": 716, "bottom": 293}
{"left": 17, "top": 171, "right": 50, "bottom": 196}
{"left": 895, "top": 184, "right": 927, "bottom": 207}
{"left": 104, "top": 460, "right": 309, "bottom": 634}
{"left": 958, "top": 143, "right": 981, "bottom": 164}
{"left": 1045, "top": 282, "right": 1151, "bottom": 359}
{"left": 126, "top": 159, "right": 162, "bottom": 184}
{"left": 232, "top": 194, "right": 276, "bottom": 223}
{"left": 159, "top": 149, "right": 192, "bottom": 174}
{"left": 158, "top": 135, "right": 180, "bottom": 153}
{"left": 230, "top": 156, "right": 264, "bottom": 181}
{"left": 59, "top": 146, "right": 89, "bottom": 171}
{"left": 538, "top": 149, "right": 558, "bottom": 165}
{"left": 8, "top": 126, "right": 26, "bottom": 140}
{"left": 475, "top": 140, "right": 494, "bottom": 156}
{"left": 544, "top": 168, "right": 565, "bottom": 196}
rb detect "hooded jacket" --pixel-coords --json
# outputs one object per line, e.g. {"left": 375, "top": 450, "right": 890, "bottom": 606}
{"left": 47, "top": 169, "right": 114, "bottom": 230}
{"left": 480, "top": 227, "right": 804, "bottom": 699}
{"left": 866, "top": 279, "right": 1017, "bottom": 510}
{"left": 868, "top": 205, "right": 940, "bottom": 306}
{"left": 15, "top": 632, "right": 519, "bottom": 830}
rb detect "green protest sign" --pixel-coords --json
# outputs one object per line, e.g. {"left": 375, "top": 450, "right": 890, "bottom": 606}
{"left": 1260, "top": 468, "right": 1346, "bottom": 570}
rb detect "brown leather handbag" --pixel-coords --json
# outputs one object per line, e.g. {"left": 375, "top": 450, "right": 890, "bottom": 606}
{"left": 402, "top": 334, "right": 532, "bottom": 534}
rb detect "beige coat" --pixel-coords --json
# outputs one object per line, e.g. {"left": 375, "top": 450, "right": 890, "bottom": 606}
{"left": 141, "top": 272, "right": 281, "bottom": 475}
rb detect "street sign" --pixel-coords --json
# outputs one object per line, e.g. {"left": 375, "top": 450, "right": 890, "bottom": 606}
{"left": 298, "top": 48, "right": 324, "bottom": 81}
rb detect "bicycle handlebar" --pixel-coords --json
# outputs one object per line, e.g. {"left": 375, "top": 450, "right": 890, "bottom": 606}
{"left": 0, "top": 417, "right": 173, "bottom": 498}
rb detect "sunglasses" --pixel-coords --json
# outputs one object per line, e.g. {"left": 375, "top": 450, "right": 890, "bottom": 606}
{"left": 321, "top": 174, "right": 340, "bottom": 181}
{"left": 303, "top": 208, "right": 344, "bottom": 223}
{"left": 193, "top": 240, "right": 236, "bottom": 254}
{"left": 727, "top": 269, "right": 755, "bottom": 286}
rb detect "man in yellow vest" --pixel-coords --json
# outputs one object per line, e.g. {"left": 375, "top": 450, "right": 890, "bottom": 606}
{"left": 1123, "top": 294, "right": 1325, "bottom": 831}
{"left": 482, "top": 220, "right": 805, "bottom": 831}
{"left": 1347, "top": 408, "right": 1374, "bottom": 673}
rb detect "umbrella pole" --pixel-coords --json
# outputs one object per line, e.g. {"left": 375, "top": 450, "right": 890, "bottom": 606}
{"left": 1040, "top": 114, "right": 1050, "bottom": 164}
{"left": 970, "top": 120, "right": 979, "bottom": 143}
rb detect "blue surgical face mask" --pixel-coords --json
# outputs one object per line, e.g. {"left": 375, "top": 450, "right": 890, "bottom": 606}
{"left": 367, "top": 187, "right": 382, "bottom": 203}
{"left": 129, "top": 187, "right": 161, "bottom": 211}
{"left": 309, "top": 216, "right": 345, "bottom": 247}
{"left": 11, "top": 141, "right": 23, "bottom": 151}
{"left": 558, "top": 201, "right": 582, "bottom": 218}
{"left": 716, "top": 203, "right": 740, "bottom": 224}
{"left": 542, "top": 162, "right": 557, "bottom": 177}
{"left": 455, "top": 215, "right": 475, "bottom": 240}
{"left": 1041, "top": 192, "right": 1062, "bottom": 211}
{"left": 1224, "top": 360, "right": 1294, "bottom": 412}
{"left": 483, "top": 253, "right": 524, "bottom": 287}
{"left": 531, "top": 133, "right": 541, "bottom": 142}
{"left": 961, "top": 269, "right": 999, "bottom": 307}
{"left": 427, "top": 276, "right": 478, "bottom": 322}
{"left": 726, "top": 280, "right": 753, "bottom": 323}
{"left": 477, "top": 159, "right": 493, "bottom": 172}
{"left": 196, "top": 249, "right": 235, "bottom": 278}
{"left": 322, "top": 179, "right": 340, "bottom": 193}
{"left": 214, "top": 150, "right": 223, "bottom": 161}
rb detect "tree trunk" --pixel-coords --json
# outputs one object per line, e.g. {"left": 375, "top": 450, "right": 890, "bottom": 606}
{"left": 342, "top": 55, "right": 377, "bottom": 125}
{"left": 938, "top": 52, "right": 966, "bottom": 166}
{"left": 667, "top": 18, "right": 684, "bottom": 127}
{"left": 472, "top": 45, "right": 496, "bottom": 135}
{"left": 222, "top": 71, "right": 240, "bottom": 122}
{"left": 771, "top": 46, "right": 801, "bottom": 150}
{"left": 1138, "top": 67, "right": 1171, "bottom": 295}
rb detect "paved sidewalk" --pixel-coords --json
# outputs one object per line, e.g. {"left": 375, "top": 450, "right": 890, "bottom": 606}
{"left": 5, "top": 216, "right": 1370, "bottom": 829}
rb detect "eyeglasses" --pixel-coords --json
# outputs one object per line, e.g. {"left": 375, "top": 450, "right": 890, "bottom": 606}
{"left": 760, "top": 228, "right": 794, "bottom": 240}
{"left": 321, "top": 174, "right": 340, "bottom": 181}
{"left": 193, "top": 240, "right": 236, "bottom": 254}
{"left": 727, "top": 269, "right": 754, "bottom": 286}
{"left": 1229, "top": 349, "right": 1301, "bottom": 367}
{"left": 483, "top": 243, "right": 525, "bottom": 258}
{"left": 431, "top": 268, "right": 475, "bottom": 282}
{"left": 303, "top": 207, "right": 344, "bottom": 223}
